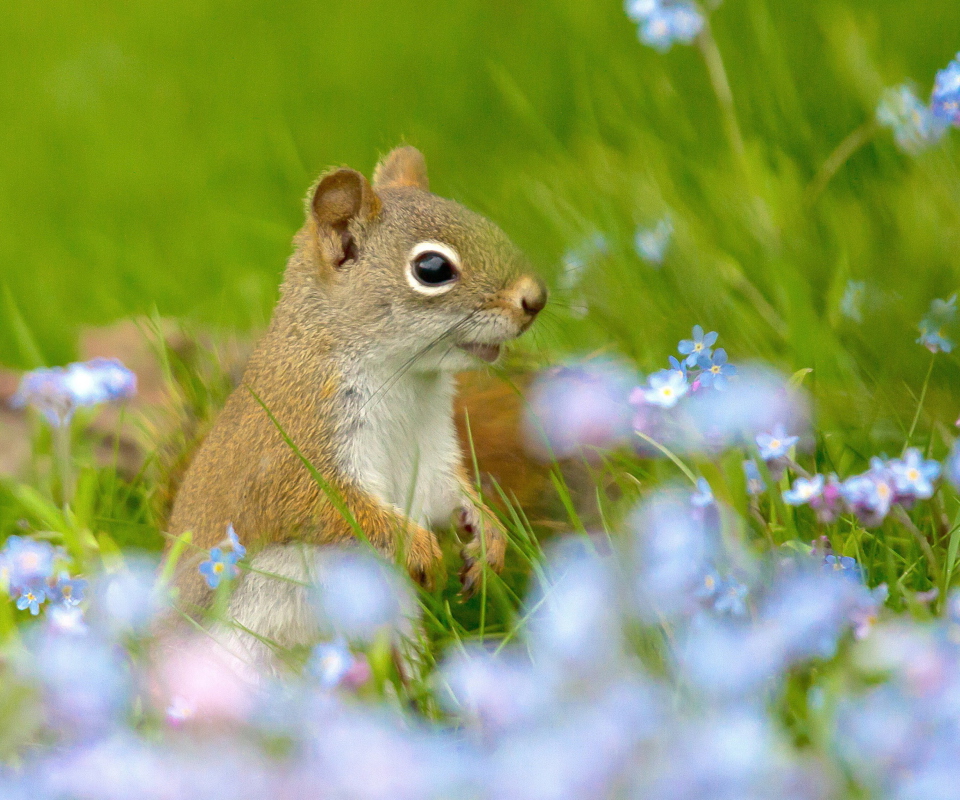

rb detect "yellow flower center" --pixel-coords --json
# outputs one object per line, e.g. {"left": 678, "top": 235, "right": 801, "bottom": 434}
{"left": 906, "top": 468, "right": 920, "bottom": 482}
{"left": 877, "top": 483, "right": 891, "bottom": 499}
{"left": 213, "top": 562, "right": 224, "bottom": 574}
{"left": 769, "top": 439, "right": 781, "bottom": 450}
{"left": 710, "top": 365, "right": 720, "bottom": 374}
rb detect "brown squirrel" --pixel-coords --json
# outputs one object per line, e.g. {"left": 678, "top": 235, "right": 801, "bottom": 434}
{"left": 166, "top": 146, "right": 546, "bottom": 656}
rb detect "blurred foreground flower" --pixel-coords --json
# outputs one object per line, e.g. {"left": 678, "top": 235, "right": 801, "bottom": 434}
{"left": 10, "top": 357, "right": 136, "bottom": 427}
{"left": 310, "top": 549, "right": 416, "bottom": 644}
{"left": 524, "top": 360, "right": 637, "bottom": 459}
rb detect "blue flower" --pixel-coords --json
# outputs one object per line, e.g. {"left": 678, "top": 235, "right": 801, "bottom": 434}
{"left": 947, "top": 441, "right": 960, "bottom": 492}
{"left": 694, "top": 570, "right": 721, "bottom": 600}
{"left": 917, "top": 325, "right": 954, "bottom": 353}
{"left": 641, "top": 368, "right": 689, "bottom": 408}
{"left": 840, "top": 280, "right": 866, "bottom": 323}
{"left": 16, "top": 587, "right": 46, "bottom": 615}
{"left": 755, "top": 424, "right": 798, "bottom": 461}
{"left": 888, "top": 447, "right": 941, "bottom": 501}
{"left": 713, "top": 579, "right": 749, "bottom": 617}
{"left": 226, "top": 524, "right": 246, "bottom": 559}
{"left": 823, "top": 554, "right": 864, "bottom": 583}
{"left": 624, "top": 0, "right": 658, "bottom": 22}
{"left": 11, "top": 358, "right": 137, "bottom": 427}
{"left": 840, "top": 460, "right": 896, "bottom": 527}
{"left": 695, "top": 348, "right": 736, "bottom": 390}
{"left": 742, "top": 459, "right": 766, "bottom": 496}
{"left": 1, "top": 535, "right": 55, "bottom": 592}
{"left": 634, "top": 217, "right": 673, "bottom": 265}
{"left": 916, "top": 295, "right": 957, "bottom": 353}
{"left": 308, "top": 638, "right": 356, "bottom": 690}
{"left": 876, "top": 84, "right": 948, "bottom": 154}
{"left": 51, "top": 573, "right": 87, "bottom": 607}
{"left": 932, "top": 53, "right": 960, "bottom": 126}
{"left": 678, "top": 325, "right": 718, "bottom": 368}
{"left": 198, "top": 547, "right": 240, "bottom": 589}
{"left": 690, "top": 478, "right": 714, "bottom": 508}
{"left": 637, "top": 2, "right": 704, "bottom": 52}
{"left": 783, "top": 474, "right": 825, "bottom": 506}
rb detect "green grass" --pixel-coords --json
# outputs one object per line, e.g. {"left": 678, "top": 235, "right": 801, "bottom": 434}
{"left": 2, "top": 0, "right": 960, "bottom": 641}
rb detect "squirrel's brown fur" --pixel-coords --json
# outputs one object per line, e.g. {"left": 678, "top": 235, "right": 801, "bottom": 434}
{"left": 166, "top": 147, "right": 547, "bottom": 618}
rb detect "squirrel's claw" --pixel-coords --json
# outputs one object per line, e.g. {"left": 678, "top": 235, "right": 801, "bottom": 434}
{"left": 458, "top": 550, "right": 481, "bottom": 599}
{"left": 405, "top": 525, "right": 443, "bottom": 591}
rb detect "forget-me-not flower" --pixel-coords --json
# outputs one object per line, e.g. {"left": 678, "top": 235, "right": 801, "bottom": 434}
{"left": 876, "top": 84, "right": 948, "bottom": 154}
{"left": 691, "top": 478, "right": 714, "bottom": 508}
{"left": 1, "top": 535, "right": 55, "bottom": 592}
{"left": 642, "top": 369, "right": 689, "bottom": 408}
{"left": 713, "top": 579, "right": 749, "bottom": 617}
{"left": 226, "top": 524, "right": 246, "bottom": 559}
{"left": 756, "top": 424, "right": 798, "bottom": 461}
{"left": 783, "top": 474, "right": 825, "bottom": 506}
{"left": 634, "top": 217, "right": 673, "bottom": 265}
{"left": 696, "top": 348, "right": 736, "bottom": 389}
{"left": 932, "top": 53, "right": 960, "bottom": 126}
{"left": 11, "top": 358, "right": 137, "bottom": 427}
{"left": 823, "top": 554, "right": 864, "bottom": 583}
{"left": 199, "top": 547, "right": 240, "bottom": 589}
{"left": 635, "top": 1, "right": 704, "bottom": 52}
{"left": 743, "top": 459, "right": 766, "bottom": 496}
{"left": 888, "top": 448, "right": 941, "bottom": 501}
{"left": 916, "top": 295, "right": 957, "bottom": 353}
{"left": 678, "top": 325, "right": 718, "bottom": 368}
{"left": 308, "top": 638, "right": 357, "bottom": 690}
{"left": 17, "top": 587, "right": 46, "bottom": 615}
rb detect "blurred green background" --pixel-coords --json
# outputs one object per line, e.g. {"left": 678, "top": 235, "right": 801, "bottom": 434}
{"left": 2, "top": 0, "right": 960, "bottom": 457}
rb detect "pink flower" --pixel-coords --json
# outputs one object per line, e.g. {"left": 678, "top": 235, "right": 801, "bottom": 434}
{"left": 153, "top": 635, "right": 257, "bottom": 725}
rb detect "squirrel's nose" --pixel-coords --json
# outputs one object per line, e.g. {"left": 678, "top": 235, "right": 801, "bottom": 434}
{"left": 513, "top": 275, "right": 548, "bottom": 320}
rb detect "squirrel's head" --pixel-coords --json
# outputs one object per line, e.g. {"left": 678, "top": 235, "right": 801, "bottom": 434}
{"left": 290, "top": 146, "right": 546, "bottom": 371}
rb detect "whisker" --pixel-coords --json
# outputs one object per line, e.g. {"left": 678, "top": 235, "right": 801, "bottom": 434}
{"left": 358, "top": 310, "right": 482, "bottom": 414}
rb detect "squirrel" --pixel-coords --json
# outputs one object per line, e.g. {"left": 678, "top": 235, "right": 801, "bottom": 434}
{"left": 165, "top": 146, "right": 547, "bottom": 657}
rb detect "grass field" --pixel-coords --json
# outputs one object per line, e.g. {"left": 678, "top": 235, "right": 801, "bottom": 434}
{"left": 2, "top": 1, "right": 960, "bottom": 797}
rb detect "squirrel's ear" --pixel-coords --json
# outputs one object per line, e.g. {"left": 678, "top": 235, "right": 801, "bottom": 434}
{"left": 373, "top": 146, "right": 429, "bottom": 192}
{"left": 310, "top": 168, "right": 381, "bottom": 268}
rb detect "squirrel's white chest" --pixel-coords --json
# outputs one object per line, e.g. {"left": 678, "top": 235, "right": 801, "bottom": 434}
{"left": 339, "top": 370, "right": 462, "bottom": 527}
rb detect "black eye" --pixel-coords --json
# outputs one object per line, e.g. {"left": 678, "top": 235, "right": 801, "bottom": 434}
{"left": 412, "top": 251, "right": 457, "bottom": 286}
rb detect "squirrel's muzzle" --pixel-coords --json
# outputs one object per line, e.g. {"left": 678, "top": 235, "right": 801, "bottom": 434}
{"left": 509, "top": 274, "right": 548, "bottom": 330}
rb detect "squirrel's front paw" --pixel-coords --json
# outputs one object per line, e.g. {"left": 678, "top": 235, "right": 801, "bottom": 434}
{"left": 404, "top": 525, "right": 443, "bottom": 590}
{"left": 457, "top": 504, "right": 507, "bottom": 598}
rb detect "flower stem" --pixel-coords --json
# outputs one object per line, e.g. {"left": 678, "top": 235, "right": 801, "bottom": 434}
{"left": 635, "top": 431, "right": 699, "bottom": 486}
{"left": 903, "top": 354, "right": 936, "bottom": 456}
{"left": 696, "top": 21, "right": 745, "bottom": 163}
{"left": 53, "top": 423, "right": 74, "bottom": 509}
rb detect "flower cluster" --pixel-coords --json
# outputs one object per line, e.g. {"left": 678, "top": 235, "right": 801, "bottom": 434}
{"left": 0, "top": 536, "right": 86, "bottom": 617}
{"left": 11, "top": 358, "right": 137, "bottom": 427}
{"left": 624, "top": 0, "right": 704, "bottom": 52}
{"left": 876, "top": 84, "right": 949, "bottom": 154}
{"left": 634, "top": 325, "right": 737, "bottom": 412}
{"left": 931, "top": 52, "right": 960, "bottom": 126}
{"left": 198, "top": 524, "right": 246, "bottom": 589}
{"left": 877, "top": 54, "right": 960, "bottom": 155}
{"left": 916, "top": 294, "right": 956, "bottom": 353}
{"left": 782, "top": 448, "right": 942, "bottom": 528}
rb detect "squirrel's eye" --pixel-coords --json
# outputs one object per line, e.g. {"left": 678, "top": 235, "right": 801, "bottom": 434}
{"left": 412, "top": 252, "right": 457, "bottom": 285}
{"left": 406, "top": 242, "right": 461, "bottom": 295}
